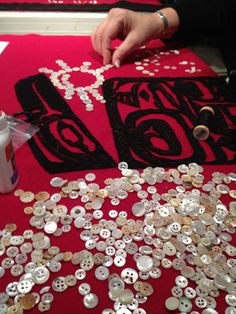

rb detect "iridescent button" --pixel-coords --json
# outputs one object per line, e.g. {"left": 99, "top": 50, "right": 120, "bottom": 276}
{"left": 132, "top": 203, "right": 145, "bottom": 217}
{"left": 136, "top": 255, "right": 153, "bottom": 272}
{"left": 175, "top": 275, "right": 188, "bottom": 288}
{"left": 165, "top": 296, "right": 179, "bottom": 311}
{"left": 119, "top": 289, "right": 134, "bottom": 305}
{"left": 114, "top": 256, "right": 126, "bottom": 267}
{"left": 17, "top": 279, "right": 33, "bottom": 294}
{"left": 226, "top": 294, "right": 236, "bottom": 306}
{"left": 133, "top": 309, "right": 146, "bottom": 314}
{"left": 65, "top": 275, "right": 77, "bottom": 287}
{"left": 75, "top": 269, "right": 86, "bottom": 280}
{"left": 139, "top": 282, "right": 153, "bottom": 297}
{"left": 163, "top": 241, "right": 176, "bottom": 256}
{"left": 32, "top": 266, "right": 50, "bottom": 285}
{"left": 44, "top": 221, "right": 57, "bottom": 234}
{"left": 184, "top": 287, "right": 196, "bottom": 299}
{"left": 52, "top": 277, "right": 68, "bottom": 292}
{"left": 83, "top": 293, "right": 98, "bottom": 309}
{"left": 20, "top": 191, "right": 35, "bottom": 203}
{"left": 178, "top": 297, "right": 192, "bottom": 312}
{"left": 38, "top": 301, "right": 51, "bottom": 312}
{"left": 195, "top": 297, "right": 207, "bottom": 309}
{"left": 0, "top": 292, "right": 9, "bottom": 304}
{"left": 6, "top": 304, "right": 24, "bottom": 314}
{"left": 41, "top": 293, "right": 54, "bottom": 304}
{"left": 95, "top": 266, "right": 109, "bottom": 281}
{"left": 121, "top": 268, "right": 138, "bottom": 284}
{"left": 102, "top": 310, "right": 115, "bottom": 314}
{"left": 50, "top": 177, "right": 65, "bottom": 187}
{"left": 78, "top": 283, "right": 91, "bottom": 296}
{"left": 201, "top": 310, "right": 218, "bottom": 314}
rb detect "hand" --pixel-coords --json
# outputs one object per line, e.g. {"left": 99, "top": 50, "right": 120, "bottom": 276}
{"left": 91, "top": 8, "right": 164, "bottom": 67}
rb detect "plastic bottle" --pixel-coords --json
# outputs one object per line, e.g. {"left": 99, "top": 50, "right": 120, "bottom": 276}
{"left": 0, "top": 111, "right": 19, "bottom": 194}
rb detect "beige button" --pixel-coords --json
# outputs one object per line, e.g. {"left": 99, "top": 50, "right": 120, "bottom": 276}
{"left": 96, "top": 189, "right": 108, "bottom": 198}
{"left": 24, "top": 206, "right": 33, "bottom": 215}
{"left": 93, "top": 253, "right": 105, "bottom": 265}
{"left": 119, "top": 289, "right": 134, "bottom": 304}
{"left": 161, "top": 258, "right": 172, "bottom": 269}
{"left": 20, "top": 294, "right": 36, "bottom": 310}
{"left": 14, "top": 189, "right": 24, "bottom": 197}
{"left": 163, "top": 241, "right": 176, "bottom": 256}
{"left": 139, "top": 282, "right": 154, "bottom": 297}
{"left": 35, "top": 191, "right": 50, "bottom": 202}
{"left": 20, "top": 192, "right": 35, "bottom": 203}
{"left": 229, "top": 190, "right": 236, "bottom": 199}
{"left": 63, "top": 251, "right": 73, "bottom": 262}
{"left": 7, "top": 304, "right": 23, "bottom": 314}
{"left": 5, "top": 224, "right": 17, "bottom": 233}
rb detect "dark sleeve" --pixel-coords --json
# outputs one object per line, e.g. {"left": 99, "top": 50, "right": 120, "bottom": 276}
{"left": 169, "top": 0, "right": 235, "bottom": 37}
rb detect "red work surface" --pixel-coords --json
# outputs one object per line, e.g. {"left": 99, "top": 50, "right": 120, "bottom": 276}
{"left": 0, "top": 0, "right": 162, "bottom": 12}
{"left": 0, "top": 35, "right": 235, "bottom": 314}
{"left": 0, "top": 0, "right": 160, "bottom": 3}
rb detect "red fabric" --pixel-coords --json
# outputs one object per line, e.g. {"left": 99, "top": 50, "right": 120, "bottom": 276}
{"left": 0, "top": 0, "right": 160, "bottom": 3}
{"left": 0, "top": 35, "right": 235, "bottom": 314}
{"left": 0, "top": 0, "right": 162, "bottom": 12}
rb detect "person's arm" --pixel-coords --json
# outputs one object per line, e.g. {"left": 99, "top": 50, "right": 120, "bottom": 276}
{"left": 91, "top": 7, "right": 180, "bottom": 67}
{"left": 91, "top": 0, "right": 234, "bottom": 67}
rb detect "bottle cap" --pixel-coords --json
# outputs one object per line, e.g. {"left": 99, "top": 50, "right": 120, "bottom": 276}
{"left": 0, "top": 111, "right": 8, "bottom": 132}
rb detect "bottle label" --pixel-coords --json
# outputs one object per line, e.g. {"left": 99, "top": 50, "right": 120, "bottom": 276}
{"left": 5, "top": 141, "right": 19, "bottom": 184}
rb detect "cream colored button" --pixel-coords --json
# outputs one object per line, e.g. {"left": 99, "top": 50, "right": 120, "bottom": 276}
{"left": 136, "top": 255, "right": 153, "bottom": 272}
{"left": 121, "top": 268, "right": 138, "bottom": 284}
{"left": 78, "top": 283, "right": 91, "bottom": 296}
{"left": 20, "top": 191, "right": 35, "bottom": 203}
{"left": 83, "top": 293, "right": 98, "bottom": 309}
{"left": 161, "top": 258, "right": 172, "bottom": 269}
{"left": 165, "top": 296, "right": 179, "bottom": 311}
{"left": 118, "top": 289, "right": 134, "bottom": 304}
{"left": 139, "top": 282, "right": 154, "bottom": 297}
{"left": 44, "top": 221, "right": 57, "bottom": 234}
{"left": 163, "top": 241, "right": 176, "bottom": 256}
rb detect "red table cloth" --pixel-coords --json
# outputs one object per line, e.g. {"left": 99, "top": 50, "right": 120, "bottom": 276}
{"left": 0, "top": 35, "right": 235, "bottom": 314}
{"left": 0, "top": 0, "right": 163, "bottom": 12}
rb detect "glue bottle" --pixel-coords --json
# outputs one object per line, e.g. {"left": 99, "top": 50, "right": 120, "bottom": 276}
{"left": 0, "top": 111, "right": 19, "bottom": 194}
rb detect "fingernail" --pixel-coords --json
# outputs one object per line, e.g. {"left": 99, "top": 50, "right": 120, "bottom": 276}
{"left": 115, "top": 60, "right": 120, "bottom": 68}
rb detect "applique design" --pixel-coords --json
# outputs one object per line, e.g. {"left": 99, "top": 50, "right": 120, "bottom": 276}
{"left": 15, "top": 74, "right": 236, "bottom": 173}
{"left": 15, "top": 74, "right": 116, "bottom": 173}
{"left": 103, "top": 76, "right": 236, "bottom": 168}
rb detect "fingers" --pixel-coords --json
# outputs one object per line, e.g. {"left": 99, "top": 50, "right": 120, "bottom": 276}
{"left": 91, "top": 9, "right": 150, "bottom": 67}
{"left": 112, "top": 32, "right": 140, "bottom": 67}
{"left": 92, "top": 9, "right": 125, "bottom": 65}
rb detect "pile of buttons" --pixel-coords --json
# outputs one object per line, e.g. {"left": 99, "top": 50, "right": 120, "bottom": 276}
{"left": 38, "top": 49, "right": 204, "bottom": 113}
{"left": 0, "top": 162, "right": 236, "bottom": 313}
{"left": 39, "top": 60, "right": 112, "bottom": 112}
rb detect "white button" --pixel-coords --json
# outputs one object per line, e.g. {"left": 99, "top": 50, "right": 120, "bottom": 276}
{"left": 136, "top": 255, "right": 153, "bottom": 272}
{"left": 83, "top": 293, "right": 98, "bottom": 309}
{"left": 95, "top": 266, "right": 109, "bottom": 281}
{"left": 78, "top": 283, "right": 91, "bottom": 295}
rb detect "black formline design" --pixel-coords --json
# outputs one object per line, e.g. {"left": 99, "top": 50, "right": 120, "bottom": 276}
{"left": 102, "top": 76, "right": 236, "bottom": 168}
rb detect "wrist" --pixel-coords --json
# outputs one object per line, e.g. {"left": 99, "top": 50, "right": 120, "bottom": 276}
{"left": 155, "top": 11, "right": 169, "bottom": 35}
{"left": 153, "top": 8, "right": 180, "bottom": 38}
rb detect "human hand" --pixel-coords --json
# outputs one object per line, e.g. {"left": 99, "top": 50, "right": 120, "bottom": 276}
{"left": 91, "top": 8, "right": 165, "bottom": 67}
